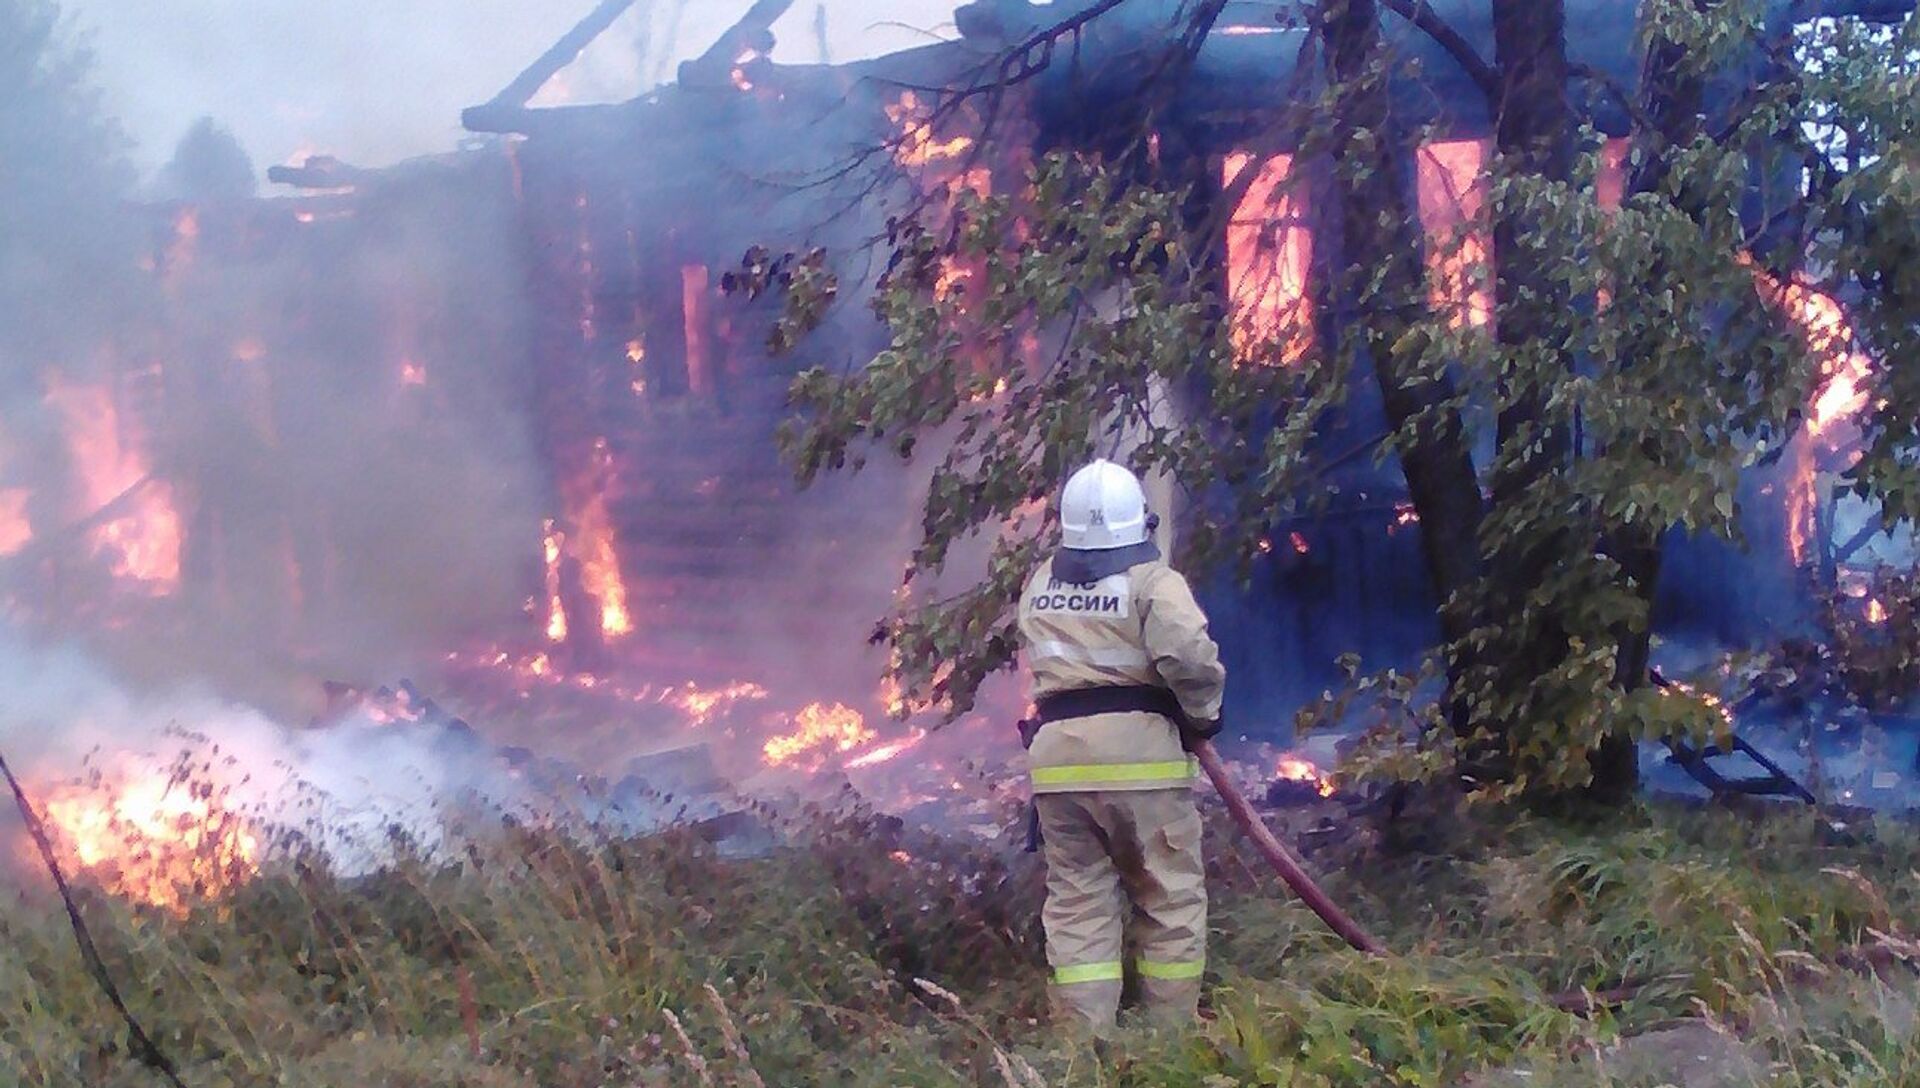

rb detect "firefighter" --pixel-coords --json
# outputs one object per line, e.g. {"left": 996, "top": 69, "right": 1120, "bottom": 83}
{"left": 1016, "top": 458, "right": 1226, "bottom": 1034}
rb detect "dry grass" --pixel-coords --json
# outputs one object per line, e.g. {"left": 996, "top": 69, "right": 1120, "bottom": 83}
{"left": 6, "top": 780, "right": 1920, "bottom": 1087}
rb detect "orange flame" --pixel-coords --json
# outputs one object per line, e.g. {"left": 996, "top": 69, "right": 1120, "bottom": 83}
{"left": 664, "top": 681, "right": 770, "bottom": 727}
{"left": 1223, "top": 151, "right": 1314, "bottom": 364}
{"left": 886, "top": 91, "right": 974, "bottom": 168}
{"left": 1745, "top": 257, "right": 1873, "bottom": 565}
{"left": 1416, "top": 140, "right": 1494, "bottom": 330}
{"left": 1275, "top": 754, "right": 1336, "bottom": 798}
{"left": 730, "top": 48, "right": 763, "bottom": 92}
{"left": 541, "top": 518, "right": 569, "bottom": 643}
{"left": 1867, "top": 598, "right": 1888, "bottom": 624}
{"left": 43, "top": 772, "right": 260, "bottom": 913}
{"left": 845, "top": 729, "right": 927, "bottom": 769}
{"left": 45, "top": 377, "right": 182, "bottom": 591}
{"left": 763, "top": 702, "right": 876, "bottom": 767}
{"left": 561, "top": 438, "right": 633, "bottom": 640}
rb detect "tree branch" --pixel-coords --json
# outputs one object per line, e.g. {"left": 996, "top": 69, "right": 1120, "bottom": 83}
{"left": 1379, "top": 0, "right": 1500, "bottom": 102}
{"left": 1569, "top": 61, "right": 1656, "bottom": 135}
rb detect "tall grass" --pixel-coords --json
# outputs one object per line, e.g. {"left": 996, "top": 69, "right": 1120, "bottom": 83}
{"left": 5, "top": 781, "right": 1919, "bottom": 1086}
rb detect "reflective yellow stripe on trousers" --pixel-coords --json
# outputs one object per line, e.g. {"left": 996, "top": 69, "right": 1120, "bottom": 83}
{"left": 1029, "top": 759, "right": 1198, "bottom": 788}
{"left": 1137, "top": 959, "right": 1205, "bottom": 981}
{"left": 1053, "top": 961, "right": 1125, "bottom": 985}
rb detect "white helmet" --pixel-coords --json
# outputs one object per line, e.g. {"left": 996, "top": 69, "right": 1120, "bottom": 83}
{"left": 1059, "top": 459, "right": 1149, "bottom": 550}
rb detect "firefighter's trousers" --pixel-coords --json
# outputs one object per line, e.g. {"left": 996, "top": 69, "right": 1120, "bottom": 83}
{"left": 1035, "top": 788, "right": 1206, "bottom": 1033}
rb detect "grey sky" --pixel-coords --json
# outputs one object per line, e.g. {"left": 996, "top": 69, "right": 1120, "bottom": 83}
{"left": 60, "top": 0, "right": 960, "bottom": 178}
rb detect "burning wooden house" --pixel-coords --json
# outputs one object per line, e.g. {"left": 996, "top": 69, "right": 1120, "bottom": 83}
{"left": 6, "top": 0, "right": 1912, "bottom": 753}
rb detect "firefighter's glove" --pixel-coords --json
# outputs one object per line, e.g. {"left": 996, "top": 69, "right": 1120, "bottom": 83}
{"left": 1017, "top": 718, "right": 1042, "bottom": 750}
{"left": 1181, "top": 714, "right": 1223, "bottom": 751}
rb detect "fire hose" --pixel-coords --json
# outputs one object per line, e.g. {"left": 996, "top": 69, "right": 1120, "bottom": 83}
{"left": 1018, "top": 707, "right": 1384, "bottom": 954}
{"left": 1016, "top": 723, "right": 1681, "bottom": 1008}
{"left": 1196, "top": 744, "right": 1664, "bottom": 1011}
{"left": 1191, "top": 740, "right": 1386, "bottom": 956}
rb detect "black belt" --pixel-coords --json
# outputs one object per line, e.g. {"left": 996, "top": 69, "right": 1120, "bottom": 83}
{"left": 1033, "top": 684, "right": 1186, "bottom": 726}
{"left": 1020, "top": 684, "right": 1188, "bottom": 855}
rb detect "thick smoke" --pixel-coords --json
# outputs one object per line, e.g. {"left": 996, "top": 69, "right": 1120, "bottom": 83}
{"left": 58, "top": 0, "right": 961, "bottom": 174}
{"left": 0, "top": 2, "right": 556, "bottom": 723}
{"left": 0, "top": 621, "right": 535, "bottom": 881}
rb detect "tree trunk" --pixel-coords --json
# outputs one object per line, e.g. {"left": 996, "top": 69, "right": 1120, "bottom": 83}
{"left": 1479, "top": 0, "right": 1584, "bottom": 786}
{"left": 1488, "top": 0, "right": 1576, "bottom": 503}
{"left": 1319, "top": 0, "right": 1487, "bottom": 724}
{"left": 1590, "top": 2, "right": 1717, "bottom": 800}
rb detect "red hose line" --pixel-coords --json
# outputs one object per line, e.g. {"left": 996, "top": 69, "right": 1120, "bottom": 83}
{"left": 1192, "top": 740, "right": 1385, "bottom": 956}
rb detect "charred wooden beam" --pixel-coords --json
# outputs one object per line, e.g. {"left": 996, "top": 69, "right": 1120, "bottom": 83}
{"left": 265, "top": 155, "right": 369, "bottom": 190}
{"left": 464, "top": 0, "right": 643, "bottom": 134}
{"left": 1649, "top": 668, "right": 1818, "bottom": 805}
{"left": 675, "top": 0, "right": 793, "bottom": 89}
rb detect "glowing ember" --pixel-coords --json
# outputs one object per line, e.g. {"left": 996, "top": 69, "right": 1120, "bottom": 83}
{"left": 1786, "top": 442, "right": 1817, "bottom": 567}
{"left": 1669, "top": 680, "right": 1736, "bottom": 732}
{"left": 626, "top": 336, "right": 646, "bottom": 395}
{"left": 1275, "top": 755, "right": 1335, "bottom": 798}
{"left": 1867, "top": 598, "right": 1888, "bottom": 624}
{"left": 763, "top": 702, "right": 877, "bottom": 767}
{"left": 0, "top": 488, "right": 31, "bottom": 556}
{"left": 730, "top": 48, "right": 763, "bottom": 92}
{"left": 1223, "top": 151, "right": 1314, "bottom": 364}
{"left": 399, "top": 360, "right": 427, "bottom": 386}
{"left": 846, "top": 729, "right": 927, "bottom": 769}
{"left": 1390, "top": 502, "right": 1420, "bottom": 535}
{"left": 45, "top": 377, "right": 182, "bottom": 591}
{"left": 43, "top": 772, "right": 260, "bottom": 912}
{"left": 885, "top": 91, "right": 974, "bottom": 168}
{"left": 1416, "top": 139, "right": 1494, "bottom": 329}
{"left": 1289, "top": 531, "right": 1310, "bottom": 555}
{"left": 541, "top": 518, "right": 569, "bottom": 643}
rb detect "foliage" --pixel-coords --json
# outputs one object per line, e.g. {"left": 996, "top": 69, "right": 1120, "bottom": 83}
{"left": 155, "top": 116, "right": 257, "bottom": 203}
{"left": 1821, "top": 565, "right": 1920, "bottom": 707}
{"left": 767, "top": 153, "right": 1342, "bottom": 718}
{"left": 1803, "top": 14, "right": 1920, "bottom": 524}
{"left": 9, "top": 765, "right": 1920, "bottom": 1087}
{"left": 754, "top": 0, "right": 1920, "bottom": 798}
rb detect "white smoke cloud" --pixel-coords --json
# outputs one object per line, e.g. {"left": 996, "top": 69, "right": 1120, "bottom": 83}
{"left": 0, "top": 621, "right": 536, "bottom": 878}
{"left": 59, "top": 0, "right": 960, "bottom": 175}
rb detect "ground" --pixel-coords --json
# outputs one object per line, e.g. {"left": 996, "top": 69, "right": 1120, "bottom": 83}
{"left": 4, "top": 787, "right": 1920, "bottom": 1087}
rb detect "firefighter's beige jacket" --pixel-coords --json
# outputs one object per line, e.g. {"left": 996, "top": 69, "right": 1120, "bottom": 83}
{"left": 1018, "top": 558, "right": 1226, "bottom": 793}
